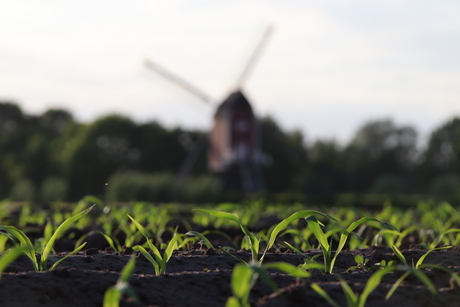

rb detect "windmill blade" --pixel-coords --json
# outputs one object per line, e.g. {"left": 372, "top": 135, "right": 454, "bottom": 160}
{"left": 237, "top": 25, "right": 275, "bottom": 88}
{"left": 144, "top": 59, "right": 214, "bottom": 105}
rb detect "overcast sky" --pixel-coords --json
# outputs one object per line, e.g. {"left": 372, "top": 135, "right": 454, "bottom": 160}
{"left": 1, "top": 0, "right": 459, "bottom": 145}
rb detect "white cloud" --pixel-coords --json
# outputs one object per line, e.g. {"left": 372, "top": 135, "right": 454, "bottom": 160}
{"left": 1, "top": 0, "right": 460, "bottom": 144}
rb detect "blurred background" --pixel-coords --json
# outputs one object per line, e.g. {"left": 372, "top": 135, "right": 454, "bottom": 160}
{"left": 1, "top": 1, "right": 460, "bottom": 204}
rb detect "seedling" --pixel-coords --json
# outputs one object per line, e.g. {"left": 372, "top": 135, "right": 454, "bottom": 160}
{"left": 226, "top": 261, "right": 310, "bottom": 307}
{"left": 0, "top": 205, "right": 94, "bottom": 271}
{"left": 0, "top": 246, "right": 27, "bottom": 279}
{"left": 347, "top": 254, "right": 370, "bottom": 272}
{"left": 197, "top": 209, "right": 336, "bottom": 264}
{"left": 103, "top": 254, "right": 139, "bottom": 307}
{"left": 312, "top": 267, "right": 395, "bottom": 307}
{"left": 128, "top": 214, "right": 183, "bottom": 275}
{"left": 306, "top": 216, "right": 398, "bottom": 273}
{"left": 391, "top": 245, "right": 452, "bottom": 269}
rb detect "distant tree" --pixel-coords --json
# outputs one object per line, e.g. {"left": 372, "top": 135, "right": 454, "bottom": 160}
{"left": 0, "top": 101, "right": 29, "bottom": 198}
{"left": 343, "top": 119, "right": 418, "bottom": 193}
{"left": 60, "top": 114, "right": 138, "bottom": 199}
{"left": 417, "top": 117, "right": 460, "bottom": 192}
{"left": 260, "top": 116, "right": 308, "bottom": 193}
{"left": 303, "top": 139, "right": 345, "bottom": 196}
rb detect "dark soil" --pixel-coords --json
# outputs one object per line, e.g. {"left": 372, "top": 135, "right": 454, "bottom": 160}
{"left": 1, "top": 246, "right": 460, "bottom": 307}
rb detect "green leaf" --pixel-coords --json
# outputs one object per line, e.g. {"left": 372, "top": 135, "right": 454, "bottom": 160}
{"left": 0, "top": 226, "right": 38, "bottom": 271}
{"left": 135, "top": 245, "right": 160, "bottom": 275}
{"left": 225, "top": 297, "right": 241, "bottom": 307}
{"left": 264, "top": 262, "right": 311, "bottom": 278}
{"left": 415, "top": 246, "right": 451, "bottom": 269}
{"left": 331, "top": 218, "right": 399, "bottom": 271}
{"left": 127, "top": 214, "right": 149, "bottom": 238}
{"left": 266, "top": 210, "right": 337, "bottom": 253}
{"left": 49, "top": 242, "right": 87, "bottom": 271}
{"left": 410, "top": 269, "right": 436, "bottom": 294}
{"left": 0, "top": 247, "right": 27, "bottom": 279}
{"left": 391, "top": 245, "right": 408, "bottom": 267}
{"left": 196, "top": 209, "right": 259, "bottom": 261}
{"left": 185, "top": 231, "right": 215, "bottom": 249}
{"left": 100, "top": 233, "right": 122, "bottom": 252}
{"left": 163, "top": 234, "right": 183, "bottom": 264}
{"left": 337, "top": 276, "right": 358, "bottom": 307}
{"left": 359, "top": 267, "right": 394, "bottom": 307}
{"left": 305, "top": 216, "right": 330, "bottom": 250}
{"left": 40, "top": 205, "right": 94, "bottom": 270}
{"left": 231, "top": 264, "right": 254, "bottom": 300}
{"left": 354, "top": 254, "right": 364, "bottom": 264}
{"left": 119, "top": 254, "right": 136, "bottom": 282}
{"left": 386, "top": 270, "right": 410, "bottom": 300}
{"left": 103, "top": 287, "right": 121, "bottom": 307}
{"left": 311, "top": 283, "right": 341, "bottom": 307}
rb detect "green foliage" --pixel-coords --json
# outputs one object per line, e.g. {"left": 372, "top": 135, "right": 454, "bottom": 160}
{"left": 128, "top": 214, "right": 183, "bottom": 275}
{"left": 226, "top": 261, "right": 310, "bottom": 307}
{"left": 306, "top": 216, "right": 398, "bottom": 273}
{"left": 106, "top": 171, "right": 222, "bottom": 203}
{"left": 0, "top": 205, "right": 94, "bottom": 271}
{"left": 0, "top": 246, "right": 27, "bottom": 279}
{"left": 103, "top": 255, "right": 139, "bottom": 307}
{"left": 312, "top": 268, "right": 395, "bottom": 307}
{"left": 39, "top": 176, "right": 69, "bottom": 202}
{"left": 106, "top": 172, "right": 175, "bottom": 202}
{"left": 10, "top": 179, "right": 36, "bottom": 201}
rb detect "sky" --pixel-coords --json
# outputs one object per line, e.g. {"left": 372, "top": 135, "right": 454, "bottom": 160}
{"left": 1, "top": 0, "right": 460, "bottom": 145}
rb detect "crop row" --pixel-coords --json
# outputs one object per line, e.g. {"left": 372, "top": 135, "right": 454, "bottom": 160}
{"left": 1, "top": 197, "right": 460, "bottom": 306}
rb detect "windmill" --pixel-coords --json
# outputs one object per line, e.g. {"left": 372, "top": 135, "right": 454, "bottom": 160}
{"left": 144, "top": 26, "right": 274, "bottom": 193}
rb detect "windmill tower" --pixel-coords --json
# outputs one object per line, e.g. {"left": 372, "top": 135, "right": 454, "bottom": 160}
{"left": 144, "top": 26, "right": 273, "bottom": 193}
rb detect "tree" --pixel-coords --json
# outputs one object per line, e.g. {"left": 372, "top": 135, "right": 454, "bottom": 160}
{"left": 60, "top": 114, "right": 138, "bottom": 199}
{"left": 260, "top": 116, "right": 308, "bottom": 193}
{"left": 343, "top": 119, "right": 418, "bottom": 193}
{"left": 418, "top": 117, "right": 460, "bottom": 192}
{"left": 303, "top": 139, "right": 345, "bottom": 196}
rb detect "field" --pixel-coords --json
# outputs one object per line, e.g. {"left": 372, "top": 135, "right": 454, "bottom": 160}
{"left": 1, "top": 198, "right": 460, "bottom": 307}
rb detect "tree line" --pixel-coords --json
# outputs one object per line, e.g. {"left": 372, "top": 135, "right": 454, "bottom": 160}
{"left": 1, "top": 100, "right": 460, "bottom": 203}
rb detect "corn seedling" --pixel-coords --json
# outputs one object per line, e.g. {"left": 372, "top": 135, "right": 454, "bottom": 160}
{"left": 100, "top": 232, "right": 123, "bottom": 252}
{"left": 312, "top": 267, "right": 395, "bottom": 307}
{"left": 128, "top": 214, "right": 183, "bottom": 275}
{"left": 103, "top": 254, "right": 139, "bottom": 307}
{"left": 184, "top": 231, "right": 215, "bottom": 249}
{"left": 197, "top": 209, "right": 336, "bottom": 264}
{"left": 0, "top": 246, "right": 27, "bottom": 279}
{"left": 306, "top": 216, "right": 398, "bottom": 273}
{"left": 391, "top": 244, "right": 452, "bottom": 269}
{"left": 386, "top": 245, "right": 448, "bottom": 298}
{"left": 226, "top": 261, "right": 310, "bottom": 307}
{"left": 0, "top": 205, "right": 93, "bottom": 271}
{"left": 347, "top": 254, "right": 370, "bottom": 272}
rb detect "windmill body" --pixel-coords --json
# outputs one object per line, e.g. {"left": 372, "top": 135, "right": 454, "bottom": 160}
{"left": 144, "top": 26, "right": 273, "bottom": 193}
{"left": 208, "top": 90, "right": 262, "bottom": 192}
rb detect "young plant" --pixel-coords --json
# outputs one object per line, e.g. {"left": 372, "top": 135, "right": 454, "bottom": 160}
{"left": 196, "top": 209, "right": 336, "bottom": 264}
{"left": 385, "top": 244, "right": 451, "bottom": 297}
{"left": 0, "top": 246, "right": 27, "bottom": 279}
{"left": 184, "top": 231, "right": 215, "bottom": 249}
{"left": 306, "top": 216, "right": 398, "bottom": 273}
{"left": 226, "top": 261, "right": 310, "bottom": 307}
{"left": 0, "top": 205, "right": 94, "bottom": 271}
{"left": 103, "top": 254, "right": 139, "bottom": 307}
{"left": 347, "top": 254, "right": 370, "bottom": 272}
{"left": 128, "top": 214, "right": 182, "bottom": 275}
{"left": 391, "top": 245, "right": 452, "bottom": 269}
{"left": 312, "top": 267, "right": 395, "bottom": 307}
